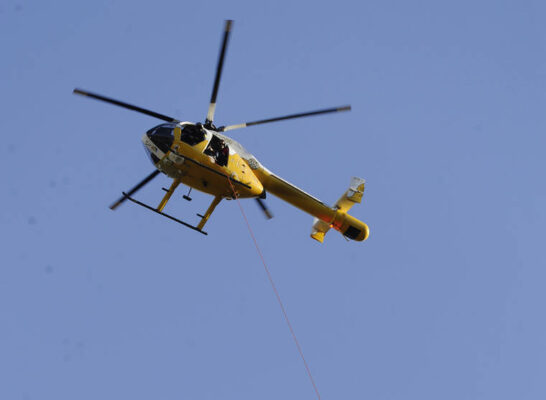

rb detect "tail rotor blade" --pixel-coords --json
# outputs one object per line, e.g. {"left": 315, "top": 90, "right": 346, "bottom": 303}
{"left": 73, "top": 89, "right": 179, "bottom": 123}
{"left": 256, "top": 198, "right": 273, "bottom": 219}
{"left": 219, "top": 105, "right": 351, "bottom": 132}
{"left": 205, "top": 20, "right": 233, "bottom": 127}
{"left": 110, "top": 170, "right": 161, "bottom": 210}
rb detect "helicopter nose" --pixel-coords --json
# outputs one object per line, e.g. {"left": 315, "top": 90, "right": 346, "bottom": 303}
{"left": 146, "top": 124, "right": 175, "bottom": 153}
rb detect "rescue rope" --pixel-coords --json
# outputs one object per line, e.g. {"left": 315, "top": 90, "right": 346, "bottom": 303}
{"left": 227, "top": 178, "right": 322, "bottom": 400}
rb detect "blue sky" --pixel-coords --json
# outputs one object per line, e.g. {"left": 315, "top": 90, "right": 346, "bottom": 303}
{"left": 1, "top": 0, "right": 545, "bottom": 399}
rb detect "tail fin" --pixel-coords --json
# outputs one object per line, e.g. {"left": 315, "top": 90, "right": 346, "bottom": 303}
{"left": 311, "top": 177, "right": 368, "bottom": 243}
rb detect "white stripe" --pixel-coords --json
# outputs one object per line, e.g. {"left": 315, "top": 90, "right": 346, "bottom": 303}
{"left": 206, "top": 103, "right": 216, "bottom": 122}
{"left": 223, "top": 123, "right": 247, "bottom": 131}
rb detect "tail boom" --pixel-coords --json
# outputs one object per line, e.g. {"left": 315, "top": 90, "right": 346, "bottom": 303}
{"left": 258, "top": 170, "right": 369, "bottom": 242}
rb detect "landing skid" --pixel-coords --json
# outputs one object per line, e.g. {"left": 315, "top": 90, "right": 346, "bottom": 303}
{"left": 122, "top": 192, "right": 208, "bottom": 235}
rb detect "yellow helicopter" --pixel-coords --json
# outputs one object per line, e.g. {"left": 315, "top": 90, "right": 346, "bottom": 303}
{"left": 74, "top": 20, "right": 369, "bottom": 243}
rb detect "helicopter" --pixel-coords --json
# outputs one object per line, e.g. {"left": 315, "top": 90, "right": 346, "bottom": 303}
{"left": 74, "top": 20, "right": 369, "bottom": 243}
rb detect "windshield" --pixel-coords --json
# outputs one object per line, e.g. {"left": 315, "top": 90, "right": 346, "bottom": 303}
{"left": 146, "top": 123, "right": 175, "bottom": 153}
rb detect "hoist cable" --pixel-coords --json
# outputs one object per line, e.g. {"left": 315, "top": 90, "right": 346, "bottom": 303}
{"left": 227, "top": 178, "right": 322, "bottom": 400}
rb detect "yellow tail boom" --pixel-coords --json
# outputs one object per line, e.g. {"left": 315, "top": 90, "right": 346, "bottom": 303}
{"left": 256, "top": 170, "right": 369, "bottom": 243}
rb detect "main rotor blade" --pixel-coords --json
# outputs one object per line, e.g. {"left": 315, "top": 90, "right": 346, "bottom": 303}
{"left": 205, "top": 20, "right": 233, "bottom": 126}
{"left": 255, "top": 198, "right": 273, "bottom": 219}
{"left": 73, "top": 89, "right": 178, "bottom": 123}
{"left": 219, "top": 105, "right": 351, "bottom": 132}
{"left": 110, "top": 170, "right": 161, "bottom": 210}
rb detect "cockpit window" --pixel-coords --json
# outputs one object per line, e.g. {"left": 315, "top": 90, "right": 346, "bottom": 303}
{"left": 155, "top": 126, "right": 174, "bottom": 137}
{"left": 146, "top": 123, "right": 175, "bottom": 153}
{"left": 180, "top": 124, "right": 206, "bottom": 146}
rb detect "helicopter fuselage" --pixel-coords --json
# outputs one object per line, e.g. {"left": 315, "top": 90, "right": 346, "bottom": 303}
{"left": 143, "top": 122, "right": 264, "bottom": 199}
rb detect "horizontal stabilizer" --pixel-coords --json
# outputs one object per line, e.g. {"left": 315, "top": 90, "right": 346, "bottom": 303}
{"left": 310, "top": 218, "right": 331, "bottom": 243}
{"left": 310, "top": 177, "right": 366, "bottom": 243}
{"left": 335, "top": 177, "right": 365, "bottom": 213}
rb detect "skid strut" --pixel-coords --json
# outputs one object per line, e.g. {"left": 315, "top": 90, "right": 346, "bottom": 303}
{"left": 197, "top": 196, "right": 222, "bottom": 230}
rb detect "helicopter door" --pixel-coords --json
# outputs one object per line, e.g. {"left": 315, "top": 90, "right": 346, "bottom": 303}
{"left": 204, "top": 135, "right": 229, "bottom": 167}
